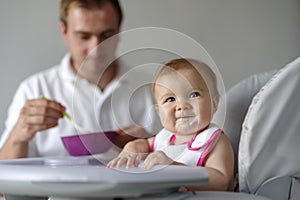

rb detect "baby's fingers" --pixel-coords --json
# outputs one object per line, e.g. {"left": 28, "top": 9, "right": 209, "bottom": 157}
{"left": 125, "top": 156, "right": 136, "bottom": 168}
{"left": 106, "top": 158, "right": 119, "bottom": 168}
{"left": 134, "top": 154, "right": 142, "bottom": 167}
{"left": 125, "top": 154, "right": 142, "bottom": 168}
{"left": 115, "top": 157, "right": 129, "bottom": 168}
{"left": 106, "top": 157, "right": 127, "bottom": 168}
{"left": 107, "top": 154, "right": 141, "bottom": 169}
{"left": 143, "top": 156, "right": 157, "bottom": 169}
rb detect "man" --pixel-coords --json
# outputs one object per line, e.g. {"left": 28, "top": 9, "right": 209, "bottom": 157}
{"left": 0, "top": 0, "right": 161, "bottom": 159}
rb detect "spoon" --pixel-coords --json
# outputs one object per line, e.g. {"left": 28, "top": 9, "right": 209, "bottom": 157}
{"left": 61, "top": 111, "right": 87, "bottom": 133}
{"left": 39, "top": 96, "right": 87, "bottom": 133}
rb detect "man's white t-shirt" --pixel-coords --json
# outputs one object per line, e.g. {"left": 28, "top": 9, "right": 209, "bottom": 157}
{"left": 0, "top": 54, "right": 162, "bottom": 158}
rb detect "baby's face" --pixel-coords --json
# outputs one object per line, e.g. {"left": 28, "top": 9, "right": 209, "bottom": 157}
{"left": 154, "top": 69, "right": 214, "bottom": 135}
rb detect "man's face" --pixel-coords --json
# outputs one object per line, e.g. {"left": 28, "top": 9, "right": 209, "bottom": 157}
{"left": 60, "top": 3, "right": 119, "bottom": 78}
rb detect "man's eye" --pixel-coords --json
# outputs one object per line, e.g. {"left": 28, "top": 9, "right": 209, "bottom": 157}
{"left": 100, "top": 30, "right": 116, "bottom": 41}
{"left": 189, "top": 92, "right": 200, "bottom": 98}
{"left": 101, "top": 33, "right": 114, "bottom": 40}
{"left": 79, "top": 34, "right": 91, "bottom": 40}
{"left": 165, "top": 97, "right": 175, "bottom": 103}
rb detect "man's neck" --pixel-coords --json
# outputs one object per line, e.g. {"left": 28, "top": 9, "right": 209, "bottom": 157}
{"left": 70, "top": 60, "right": 118, "bottom": 91}
{"left": 97, "top": 63, "right": 118, "bottom": 91}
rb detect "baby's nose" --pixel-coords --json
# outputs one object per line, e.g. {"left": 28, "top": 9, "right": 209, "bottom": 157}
{"left": 176, "top": 101, "right": 191, "bottom": 111}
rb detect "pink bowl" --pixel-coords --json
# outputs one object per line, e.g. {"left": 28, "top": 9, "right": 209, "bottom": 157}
{"left": 61, "top": 131, "right": 117, "bottom": 156}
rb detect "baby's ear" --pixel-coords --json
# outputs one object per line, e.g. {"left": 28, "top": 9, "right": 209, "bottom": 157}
{"left": 212, "top": 95, "right": 220, "bottom": 114}
{"left": 154, "top": 104, "right": 159, "bottom": 114}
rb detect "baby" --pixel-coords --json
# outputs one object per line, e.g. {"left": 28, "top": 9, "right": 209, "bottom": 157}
{"left": 107, "top": 58, "right": 234, "bottom": 191}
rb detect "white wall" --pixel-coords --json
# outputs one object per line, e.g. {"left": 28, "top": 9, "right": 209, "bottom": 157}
{"left": 0, "top": 0, "right": 299, "bottom": 134}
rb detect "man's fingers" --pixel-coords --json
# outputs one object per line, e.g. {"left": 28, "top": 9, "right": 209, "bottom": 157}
{"left": 26, "top": 99, "right": 65, "bottom": 113}
{"left": 21, "top": 99, "right": 65, "bottom": 122}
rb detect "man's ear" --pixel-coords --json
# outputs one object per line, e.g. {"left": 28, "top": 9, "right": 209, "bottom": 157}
{"left": 59, "top": 21, "right": 68, "bottom": 45}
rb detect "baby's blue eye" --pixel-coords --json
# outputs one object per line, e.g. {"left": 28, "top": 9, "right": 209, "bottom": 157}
{"left": 165, "top": 97, "right": 176, "bottom": 103}
{"left": 189, "top": 92, "right": 200, "bottom": 98}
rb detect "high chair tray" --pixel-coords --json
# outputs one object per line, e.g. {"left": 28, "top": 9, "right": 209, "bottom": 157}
{"left": 0, "top": 156, "right": 208, "bottom": 199}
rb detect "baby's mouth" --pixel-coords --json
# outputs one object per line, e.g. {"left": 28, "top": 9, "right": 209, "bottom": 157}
{"left": 176, "top": 116, "right": 197, "bottom": 125}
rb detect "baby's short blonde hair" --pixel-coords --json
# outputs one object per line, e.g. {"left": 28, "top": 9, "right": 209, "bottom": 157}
{"left": 152, "top": 58, "right": 219, "bottom": 105}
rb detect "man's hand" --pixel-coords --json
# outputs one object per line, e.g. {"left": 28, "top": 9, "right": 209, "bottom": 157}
{"left": 11, "top": 97, "right": 65, "bottom": 143}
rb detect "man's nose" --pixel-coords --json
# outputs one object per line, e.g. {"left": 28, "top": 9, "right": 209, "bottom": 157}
{"left": 90, "top": 36, "right": 103, "bottom": 49}
{"left": 88, "top": 37, "right": 105, "bottom": 56}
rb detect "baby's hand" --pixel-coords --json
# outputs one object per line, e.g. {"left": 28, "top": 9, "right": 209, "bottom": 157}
{"left": 106, "top": 151, "right": 143, "bottom": 169}
{"left": 143, "top": 151, "right": 173, "bottom": 169}
{"left": 107, "top": 139, "right": 150, "bottom": 169}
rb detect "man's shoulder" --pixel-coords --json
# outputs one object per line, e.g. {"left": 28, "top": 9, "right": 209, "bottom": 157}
{"left": 22, "top": 54, "right": 71, "bottom": 85}
{"left": 22, "top": 65, "right": 60, "bottom": 84}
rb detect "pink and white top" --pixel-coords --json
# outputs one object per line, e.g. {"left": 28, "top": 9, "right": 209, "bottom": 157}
{"left": 151, "top": 123, "right": 222, "bottom": 166}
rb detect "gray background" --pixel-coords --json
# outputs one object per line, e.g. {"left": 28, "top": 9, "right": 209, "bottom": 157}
{"left": 0, "top": 0, "right": 300, "bottom": 134}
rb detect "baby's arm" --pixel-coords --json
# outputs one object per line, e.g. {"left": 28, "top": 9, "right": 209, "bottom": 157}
{"left": 185, "top": 133, "right": 234, "bottom": 191}
{"left": 106, "top": 138, "right": 153, "bottom": 168}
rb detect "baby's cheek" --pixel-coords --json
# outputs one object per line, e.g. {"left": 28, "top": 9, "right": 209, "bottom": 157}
{"left": 157, "top": 108, "right": 166, "bottom": 121}
{"left": 159, "top": 113, "right": 168, "bottom": 126}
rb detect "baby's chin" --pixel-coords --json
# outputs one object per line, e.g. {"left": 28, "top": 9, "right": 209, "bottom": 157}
{"left": 175, "top": 117, "right": 200, "bottom": 134}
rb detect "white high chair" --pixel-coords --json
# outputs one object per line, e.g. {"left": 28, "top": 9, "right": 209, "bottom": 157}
{"left": 213, "top": 69, "right": 277, "bottom": 178}
{"left": 210, "top": 56, "right": 300, "bottom": 200}
{"left": 238, "top": 56, "right": 300, "bottom": 200}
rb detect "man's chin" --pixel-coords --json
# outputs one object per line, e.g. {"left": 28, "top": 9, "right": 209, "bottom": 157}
{"left": 85, "top": 58, "right": 107, "bottom": 66}
{"left": 80, "top": 60, "right": 109, "bottom": 71}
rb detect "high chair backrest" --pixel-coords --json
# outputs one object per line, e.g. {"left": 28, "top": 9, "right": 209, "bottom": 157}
{"left": 213, "top": 70, "right": 276, "bottom": 179}
{"left": 239, "top": 57, "right": 300, "bottom": 200}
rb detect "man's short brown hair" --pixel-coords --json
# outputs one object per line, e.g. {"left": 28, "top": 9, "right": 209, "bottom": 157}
{"left": 60, "top": 0, "right": 123, "bottom": 27}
